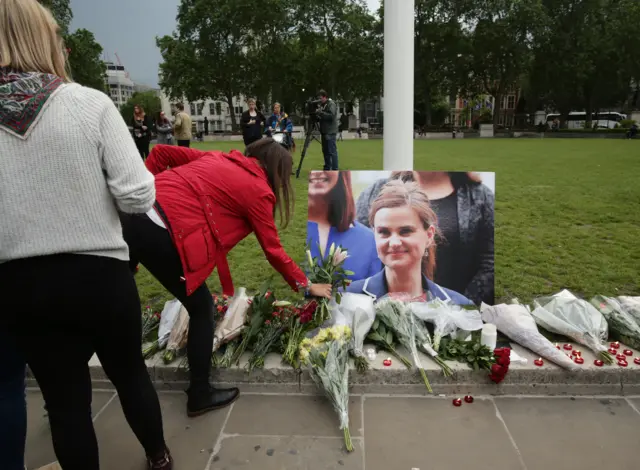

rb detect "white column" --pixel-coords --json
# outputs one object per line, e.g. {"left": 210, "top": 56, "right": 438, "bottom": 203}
{"left": 383, "top": 0, "right": 415, "bottom": 171}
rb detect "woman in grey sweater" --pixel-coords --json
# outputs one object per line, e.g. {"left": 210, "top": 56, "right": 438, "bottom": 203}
{"left": 356, "top": 171, "right": 495, "bottom": 305}
{"left": 155, "top": 111, "right": 173, "bottom": 144}
{"left": 0, "top": 1, "right": 172, "bottom": 468}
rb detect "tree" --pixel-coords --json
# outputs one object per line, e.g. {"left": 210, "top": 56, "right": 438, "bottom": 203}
{"left": 464, "top": 0, "right": 545, "bottom": 126}
{"left": 157, "top": 0, "right": 262, "bottom": 132}
{"left": 120, "top": 91, "right": 162, "bottom": 124}
{"left": 39, "top": 0, "right": 107, "bottom": 91}
{"left": 66, "top": 29, "right": 107, "bottom": 91}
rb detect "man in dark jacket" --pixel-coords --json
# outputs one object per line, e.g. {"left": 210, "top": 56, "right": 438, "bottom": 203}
{"left": 317, "top": 89, "right": 339, "bottom": 170}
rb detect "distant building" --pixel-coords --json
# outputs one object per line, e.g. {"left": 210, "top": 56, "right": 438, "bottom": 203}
{"left": 105, "top": 62, "right": 135, "bottom": 110}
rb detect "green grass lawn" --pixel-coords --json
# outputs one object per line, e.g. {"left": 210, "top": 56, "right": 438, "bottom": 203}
{"left": 136, "top": 138, "right": 640, "bottom": 309}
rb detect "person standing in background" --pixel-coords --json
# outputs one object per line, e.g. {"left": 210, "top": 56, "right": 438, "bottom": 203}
{"left": 155, "top": 111, "right": 173, "bottom": 145}
{"left": 317, "top": 90, "right": 339, "bottom": 170}
{"left": 173, "top": 103, "right": 192, "bottom": 147}
{"left": 241, "top": 98, "right": 266, "bottom": 146}
{"left": 131, "top": 105, "right": 152, "bottom": 160}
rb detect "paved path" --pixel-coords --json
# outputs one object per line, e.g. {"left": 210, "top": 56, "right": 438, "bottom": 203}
{"left": 26, "top": 389, "right": 640, "bottom": 470}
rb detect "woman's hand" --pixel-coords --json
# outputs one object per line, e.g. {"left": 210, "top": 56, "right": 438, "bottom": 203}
{"left": 308, "top": 283, "right": 332, "bottom": 299}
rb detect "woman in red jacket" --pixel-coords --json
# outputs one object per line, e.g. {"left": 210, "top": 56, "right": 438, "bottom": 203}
{"left": 121, "top": 138, "right": 332, "bottom": 418}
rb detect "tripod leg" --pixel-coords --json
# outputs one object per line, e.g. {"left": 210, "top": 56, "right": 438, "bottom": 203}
{"left": 296, "top": 131, "right": 314, "bottom": 178}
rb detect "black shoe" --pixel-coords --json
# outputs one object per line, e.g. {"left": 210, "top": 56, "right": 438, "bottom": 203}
{"left": 186, "top": 385, "right": 240, "bottom": 417}
{"left": 147, "top": 448, "right": 173, "bottom": 469}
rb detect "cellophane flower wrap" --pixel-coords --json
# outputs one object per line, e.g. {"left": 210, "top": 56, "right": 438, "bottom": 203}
{"left": 617, "top": 297, "right": 640, "bottom": 323}
{"left": 375, "top": 296, "right": 433, "bottom": 393}
{"left": 212, "top": 288, "right": 250, "bottom": 353}
{"left": 480, "top": 302, "right": 579, "bottom": 371}
{"left": 591, "top": 296, "right": 640, "bottom": 351}
{"left": 162, "top": 304, "right": 190, "bottom": 364}
{"left": 304, "top": 243, "right": 352, "bottom": 326}
{"left": 143, "top": 299, "right": 182, "bottom": 359}
{"left": 299, "top": 325, "right": 354, "bottom": 452}
{"left": 531, "top": 290, "right": 612, "bottom": 364}
{"left": 326, "top": 293, "right": 376, "bottom": 372}
{"left": 411, "top": 298, "right": 484, "bottom": 351}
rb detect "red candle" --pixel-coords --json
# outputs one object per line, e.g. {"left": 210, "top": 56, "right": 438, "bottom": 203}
{"left": 572, "top": 350, "right": 580, "bottom": 357}
{"left": 534, "top": 358, "right": 544, "bottom": 367}
{"left": 634, "top": 358, "right": 640, "bottom": 365}
{"left": 611, "top": 342, "right": 620, "bottom": 349}
{"left": 617, "top": 353, "right": 627, "bottom": 361}
{"left": 618, "top": 360, "right": 628, "bottom": 368}
{"left": 464, "top": 395, "right": 474, "bottom": 403}
{"left": 609, "top": 348, "right": 618, "bottom": 354}
{"left": 574, "top": 357, "right": 584, "bottom": 364}
{"left": 563, "top": 344, "right": 572, "bottom": 351}
{"left": 594, "top": 359, "right": 604, "bottom": 367}
{"left": 452, "top": 398, "right": 462, "bottom": 407}
{"left": 623, "top": 349, "right": 633, "bottom": 356}
{"left": 382, "top": 358, "right": 392, "bottom": 367}
{"left": 555, "top": 343, "right": 560, "bottom": 349}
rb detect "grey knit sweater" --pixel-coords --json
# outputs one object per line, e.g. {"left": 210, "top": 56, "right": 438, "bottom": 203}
{"left": 0, "top": 77, "right": 156, "bottom": 263}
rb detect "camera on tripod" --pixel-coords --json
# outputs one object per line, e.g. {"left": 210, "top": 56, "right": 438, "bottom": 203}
{"left": 304, "top": 98, "right": 323, "bottom": 120}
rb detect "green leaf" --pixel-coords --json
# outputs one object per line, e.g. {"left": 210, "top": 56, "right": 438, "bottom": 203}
{"left": 386, "top": 331, "right": 393, "bottom": 345}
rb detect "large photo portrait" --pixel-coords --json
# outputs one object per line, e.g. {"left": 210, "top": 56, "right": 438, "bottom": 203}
{"left": 307, "top": 171, "right": 495, "bottom": 305}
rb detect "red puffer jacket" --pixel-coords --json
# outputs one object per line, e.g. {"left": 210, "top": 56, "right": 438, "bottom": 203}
{"left": 145, "top": 145, "right": 308, "bottom": 296}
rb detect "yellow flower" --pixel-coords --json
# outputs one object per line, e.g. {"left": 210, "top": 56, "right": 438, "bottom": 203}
{"left": 315, "top": 329, "right": 329, "bottom": 343}
{"left": 299, "top": 349, "right": 310, "bottom": 364}
{"left": 300, "top": 338, "right": 313, "bottom": 352}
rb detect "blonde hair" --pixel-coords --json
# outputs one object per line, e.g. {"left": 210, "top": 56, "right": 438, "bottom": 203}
{"left": 247, "top": 98, "right": 256, "bottom": 104}
{"left": 0, "top": 0, "right": 71, "bottom": 81}
{"left": 369, "top": 180, "right": 439, "bottom": 280}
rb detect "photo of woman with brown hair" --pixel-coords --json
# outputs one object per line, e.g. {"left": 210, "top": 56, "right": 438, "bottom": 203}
{"left": 355, "top": 171, "right": 494, "bottom": 305}
{"left": 347, "top": 180, "right": 473, "bottom": 305}
{"left": 307, "top": 171, "right": 381, "bottom": 282}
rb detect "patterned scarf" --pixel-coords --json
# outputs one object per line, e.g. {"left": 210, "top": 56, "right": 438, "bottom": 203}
{"left": 0, "top": 67, "right": 64, "bottom": 139}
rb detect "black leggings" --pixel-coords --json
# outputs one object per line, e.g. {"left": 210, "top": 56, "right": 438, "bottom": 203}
{"left": 121, "top": 213, "right": 215, "bottom": 389}
{"left": 0, "top": 254, "right": 166, "bottom": 470}
{"left": 136, "top": 138, "right": 150, "bottom": 160}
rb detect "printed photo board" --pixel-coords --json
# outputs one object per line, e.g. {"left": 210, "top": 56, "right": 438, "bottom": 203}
{"left": 307, "top": 171, "right": 495, "bottom": 305}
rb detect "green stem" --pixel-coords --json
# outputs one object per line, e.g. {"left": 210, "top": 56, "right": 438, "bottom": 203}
{"left": 343, "top": 427, "right": 354, "bottom": 452}
{"left": 419, "top": 367, "right": 433, "bottom": 394}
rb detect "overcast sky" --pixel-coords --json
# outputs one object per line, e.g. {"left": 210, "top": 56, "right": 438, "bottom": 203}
{"left": 70, "top": 0, "right": 381, "bottom": 87}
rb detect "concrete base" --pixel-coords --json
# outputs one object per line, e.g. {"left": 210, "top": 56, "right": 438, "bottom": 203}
{"left": 27, "top": 341, "right": 640, "bottom": 396}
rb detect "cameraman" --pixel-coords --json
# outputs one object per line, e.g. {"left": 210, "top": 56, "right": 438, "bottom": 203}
{"left": 316, "top": 90, "right": 339, "bottom": 170}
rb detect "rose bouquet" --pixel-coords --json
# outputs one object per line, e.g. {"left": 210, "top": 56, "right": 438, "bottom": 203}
{"left": 375, "top": 297, "right": 433, "bottom": 393}
{"left": 411, "top": 299, "right": 483, "bottom": 351}
{"left": 141, "top": 305, "right": 161, "bottom": 343}
{"left": 246, "top": 301, "right": 294, "bottom": 372}
{"left": 299, "top": 325, "right": 354, "bottom": 452}
{"left": 281, "top": 300, "right": 317, "bottom": 367}
{"left": 531, "top": 290, "right": 612, "bottom": 364}
{"left": 490, "top": 347, "right": 511, "bottom": 383}
{"left": 304, "top": 244, "right": 352, "bottom": 326}
{"left": 480, "top": 302, "right": 579, "bottom": 370}
{"left": 228, "top": 286, "right": 276, "bottom": 366}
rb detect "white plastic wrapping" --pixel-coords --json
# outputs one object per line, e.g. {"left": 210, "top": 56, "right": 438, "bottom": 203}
{"left": 411, "top": 298, "right": 484, "bottom": 350}
{"left": 212, "top": 287, "right": 250, "bottom": 352}
{"left": 329, "top": 293, "right": 376, "bottom": 360}
{"left": 531, "top": 290, "right": 609, "bottom": 356}
{"left": 157, "top": 299, "right": 182, "bottom": 349}
{"left": 481, "top": 302, "right": 579, "bottom": 371}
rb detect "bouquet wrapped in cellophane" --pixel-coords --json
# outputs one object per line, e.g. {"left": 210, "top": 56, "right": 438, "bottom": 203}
{"left": 281, "top": 300, "right": 317, "bottom": 367}
{"left": 299, "top": 325, "right": 354, "bottom": 452}
{"left": 375, "top": 296, "right": 433, "bottom": 393}
{"left": 143, "top": 299, "right": 182, "bottom": 359}
{"left": 162, "top": 304, "right": 190, "bottom": 364}
{"left": 246, "top": 300, "right": 293, "bottom": 372}
{"left": 591, "top": 296, "right": 640, "bottom": 351}
{"left": 304, "top": 243, "right": 352, "bottom": 326}
{"left": 531, "top": 290, "right": 612, "bottom": 364}
{"left": 212, "top": 287, "right": 250, "bottom": 354}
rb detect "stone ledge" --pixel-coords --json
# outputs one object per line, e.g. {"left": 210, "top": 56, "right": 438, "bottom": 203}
{"left": 26, "top": 342, "right": 640, "bottom": 396}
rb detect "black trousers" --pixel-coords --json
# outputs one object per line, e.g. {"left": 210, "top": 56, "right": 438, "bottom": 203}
{"left": 121, "top": 213, "right": 215, "bottom": 389}
{"left": 0, "top": 254, "right": 166, "bottom": 470}
{"left": 177, "top": 140, "right": 191, "bottom": 148}
{"left": 135, "top": 138, "right": 150, "bottom": 160}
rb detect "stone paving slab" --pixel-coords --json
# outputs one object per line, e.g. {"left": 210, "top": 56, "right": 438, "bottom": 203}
{"left": 27, "top": 391, "right": 640, "bottom": 470}
{"left": 25, "top": 390, "right": 115, "bottom": 470}
{"left": 494, "top": 397, "right": 640, "bottom": 470}
{"left": 34, "top": 341, "right": 640, "bottom": 396}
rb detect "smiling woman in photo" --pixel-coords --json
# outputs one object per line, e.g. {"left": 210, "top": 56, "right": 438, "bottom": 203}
{"left": 307, "top": 171, "right": 382, "bottom": 281}
{"left": 347, "top": 180, "right": 473, "bottom": 305}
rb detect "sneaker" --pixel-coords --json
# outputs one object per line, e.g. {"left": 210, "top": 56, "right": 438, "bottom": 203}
{"left": 147, "top": 448, "right": 173, "bottom": 470}
{"left": 186, "top": 385, "right": 240, "bottom": 417}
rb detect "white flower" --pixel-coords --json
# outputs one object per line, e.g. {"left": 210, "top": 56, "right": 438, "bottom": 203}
{"left": 332, "top": 247, "right": 349, "bottom": 265}
{"left": 307, "top": 249, "right": 314, "bottom": 267}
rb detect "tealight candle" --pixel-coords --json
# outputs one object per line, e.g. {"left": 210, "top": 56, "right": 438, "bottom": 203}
{"left": 623, "top": 349, "right": 633, "bottom": 356}
{"left": 634, "top": 358, "right": 640, "bottom": 365}
{"left": 452, "top": 398, "right": 462, "bottom": 407}
{"left": 617, "top": 353, "right": 627, "bottom": 361}
{"left": 382, "top": 358, "right": 392, "bottom": 367}
{"left": 464, "top": 395, "right": 474, "bottom": 404}
{"left": 594, "top": 359, "right": 604, "bottom": 367}
{"left": 534, "top": 358, "right": 544, "bottom": 367}
{"left": 618, "top": 360, "right": 628, "bottom": 368}
{"left": 574, "top": 357, "right": 584, "bottom": 365}
{"left": 563, "top": 344, "right": 572, "bottom": 351}
{"left": 611, "top": 341, "right": 620, "bottom": 349}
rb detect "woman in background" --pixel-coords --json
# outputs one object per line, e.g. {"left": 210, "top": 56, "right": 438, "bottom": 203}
{"left": 356, "top": 171, "right": 494, "bottom": 305}
{"left": 131, "top": 104, "right": 153, "bottom": 160}
{"left": 348, "top": 181, "right": 473, "bottom": 305}
{"left": 307, "top": 171, "right": 381, "bottom": 282}
{"left": 155, "top": 111, "right": 173, "bottom": 145}
{"left": 265, "top": 102, "right": 294, "bottom": 151}
{"left": 241, "top": 98, "right": 266, "bottom": 146}
{"left": 0, "top": 0, "right": 171, "bottom": 468}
